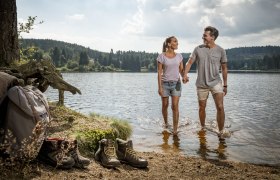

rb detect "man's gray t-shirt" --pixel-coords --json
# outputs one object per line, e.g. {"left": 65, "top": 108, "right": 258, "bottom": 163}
{"left": 190, "top": 44, "right": 227, "bottom": 88}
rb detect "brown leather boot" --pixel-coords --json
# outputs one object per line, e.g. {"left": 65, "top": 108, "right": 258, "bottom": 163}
{"left": 68, "top": 139, "right": 90, "bottom": 168}
{"left": 94, "top": 139, "right": 121, "bottom": 168}
{"left": 37, "top": 138, "right": 75, "bottom": 169}
{"left": 116, "top": 138, "right": 148, "bottom": 168}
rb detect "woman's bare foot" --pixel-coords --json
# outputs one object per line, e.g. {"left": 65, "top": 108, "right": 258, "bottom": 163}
{"left": 172, "top": 131, "right": 178, "bottom": 136}
{"left": 162, "top": 123, "right": 170, "bottom": 129}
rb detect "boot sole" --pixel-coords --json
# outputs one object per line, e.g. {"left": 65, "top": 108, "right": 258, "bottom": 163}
{"left": 95, "top": 159, "right": 121, "bottom": 168}
{"left": 37, "top": 155, "right": 74, "bottom": 169}
{"left": 119, "top": 160, "right": 148, "bottom": 168}
{"left": 72, "top": 156, "right": 91, "bottom": 168}
{"left": 95, "top": 153, "right": 121, "bottom": 168}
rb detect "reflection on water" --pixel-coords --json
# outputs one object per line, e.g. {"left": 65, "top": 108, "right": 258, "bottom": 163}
{"left": 197, "top": 130, "right": 208, "bottom": 159}
{"left": 217, "top": 142, "right": 227, "bottom": 160}
{"left": 160, "top": 130, "right": 181, "bottom": 153}
{"left": 45, "top": 73, "right": 280, "bottom": 165}
{"left": 196, "top": 130, "right": 227, "bottom": 160}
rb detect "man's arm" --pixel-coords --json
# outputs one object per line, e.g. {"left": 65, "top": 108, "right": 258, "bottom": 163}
{"left": 221, "top": 62, "right": 228, "bottom": 95}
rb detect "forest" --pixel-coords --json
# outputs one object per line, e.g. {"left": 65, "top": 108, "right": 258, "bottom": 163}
{"left": 20, "top": 39, "right": 280, "bottom": 72}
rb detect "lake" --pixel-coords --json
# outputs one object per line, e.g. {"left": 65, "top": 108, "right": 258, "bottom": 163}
{"left": 45, "top": 72, "right": 280, "bottom": 165}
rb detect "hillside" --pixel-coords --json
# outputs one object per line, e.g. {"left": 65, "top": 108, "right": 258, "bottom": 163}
{"left": 20, "top": 39, "right": 280, "bottom": 71}
{"left": 226, "top": 46, "right": 280, "bottom": 61}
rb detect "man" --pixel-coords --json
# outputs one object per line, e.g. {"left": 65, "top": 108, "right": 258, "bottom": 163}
{"left": 183, "top": 26, "right": 229, "bottom": 139}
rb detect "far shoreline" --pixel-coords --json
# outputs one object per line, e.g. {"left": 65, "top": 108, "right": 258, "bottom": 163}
{"left": 60, "top": 70, "right": 280, "bottom": 73}
{"left": 227, "top": 70, "right": 280, "bottom": 73}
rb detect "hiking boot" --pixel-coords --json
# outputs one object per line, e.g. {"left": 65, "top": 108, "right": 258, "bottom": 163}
{"left": 116, "top": 138, "right": 148, "bottom": 168}
{"left": 68, "top": 139, "right": 90, "bottom": 168}
{"left": 94, "top": 139, "right": 121, "bottom": 168}
{"left": 218, "top": 129, "right": 231, "bottom": 140}
{"left": 37, "top": 138, "right": 75, "bottom": 169}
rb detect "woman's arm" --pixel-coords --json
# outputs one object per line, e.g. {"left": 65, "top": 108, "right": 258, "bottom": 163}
{"left": 157, "top": 62, "right": 163, "bottom": 96}
{"left": 179, "top": 61, "right": 184, "bottom": 78}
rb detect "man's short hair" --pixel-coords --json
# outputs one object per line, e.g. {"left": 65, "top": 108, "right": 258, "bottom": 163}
{"left": 204, "top": 26, "right": 219, "bottom": 40}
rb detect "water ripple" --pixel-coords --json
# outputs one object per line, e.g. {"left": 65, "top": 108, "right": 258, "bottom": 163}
{"left": 45, "top": 73, "right": 280, "bottom": 165}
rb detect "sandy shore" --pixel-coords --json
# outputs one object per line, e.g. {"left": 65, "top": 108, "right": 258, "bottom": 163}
{"left": 1, "top": 105, "right": 279, "bottom": 179}
{"left": 1, "top": 151, "right": 279, "bottom": 179}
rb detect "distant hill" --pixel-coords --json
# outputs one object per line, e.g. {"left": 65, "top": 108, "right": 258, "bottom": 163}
{"left": 20, "top": 39, "right": 280, "bottom": 71}
{"left": 21, "top": 38, "right": 158, "bottom": 72}
{"left": 22, "top": 39, "right": 91, "bottom": 52}
{"left": 226, "top": 46, "right": 280, "bottom": 61}
{"left": 21, "top": 38, "right": 102, "bottom": 60}
{"left": 21, "top": 38, "right": 280, "bottom": 60}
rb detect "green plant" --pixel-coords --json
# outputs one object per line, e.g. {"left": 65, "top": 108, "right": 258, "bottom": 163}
{"left": 110, "top": 119, "right": 132, "bottom": 140}
{"left": 75, "top": 129, "right": 115, "bottom": 155}
{"left": 89, "top": 113, "right": 132, "bottom": 140}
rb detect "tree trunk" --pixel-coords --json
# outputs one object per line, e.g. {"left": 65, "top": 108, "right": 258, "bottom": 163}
{"left": 58, "top": 90, "right": 65, "bottom": 106}
{"left": 0, "top": 0, "right": 19, "bottom": 67}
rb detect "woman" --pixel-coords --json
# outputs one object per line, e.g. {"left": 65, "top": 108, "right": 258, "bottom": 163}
{"left": 157, "top": 36, "right": 184, "bottom": 135}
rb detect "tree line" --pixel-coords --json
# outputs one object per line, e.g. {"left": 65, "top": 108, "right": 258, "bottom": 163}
{"left": 226, "top": 46, "right": 280, "bottom": 70}
{"left": 20, "top": 39, "right": 158, "bottom": 72}
{"left": 20, "top": 39, "right": 280, "bottom": 72}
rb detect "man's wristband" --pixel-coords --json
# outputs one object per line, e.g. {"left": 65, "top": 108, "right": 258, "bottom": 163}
{"left": 223, "top": 85, "right": 227, "bottom": 88}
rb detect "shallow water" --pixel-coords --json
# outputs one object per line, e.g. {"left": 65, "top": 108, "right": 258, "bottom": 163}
{"left": 45, "top": 72, "right": 280, "bottom": 165}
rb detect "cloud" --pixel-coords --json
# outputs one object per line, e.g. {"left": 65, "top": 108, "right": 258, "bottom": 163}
{"left": 171, "top": 0, "right": 199, "bottom": 13}
{"left": 121, "top": 5, "right": 144, "bottom": 34}
{"left": 276, "top": 2, "right": 280, "bottom": 8}
{"left": 199, "top": 16, "right": 211, "bottom": 28}
{"left": 66, "top": 14, "right": 85, "bottom": 21}
{"left": 220, "top": 0, "right": 255, "bottom": 6}
{"left": 217, "top": 0, "right": 280, "bottom": 36}
{"left": 140, "top": 0, "right": 280, "bottom": 37}
{"left": 17, "top": 0, "right": 280, "bottom": 53}
{"left": 221, "top": 27, "right": 280, "bottom": 49}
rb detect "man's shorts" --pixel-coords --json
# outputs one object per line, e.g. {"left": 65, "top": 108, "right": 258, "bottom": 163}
{"left": 162, "top": 80, "right": 181, "bottom": 97}
{"left": 197, "top": 81, "right": 223, "bottom": 101}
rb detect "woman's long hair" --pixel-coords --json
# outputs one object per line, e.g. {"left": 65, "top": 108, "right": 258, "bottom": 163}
{"left": 162, "top": 36, "right": 175, "bottom": 52}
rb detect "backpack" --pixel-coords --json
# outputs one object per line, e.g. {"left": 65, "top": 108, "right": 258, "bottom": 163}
{"left": 0, "top": 85, "right": 50, "bottom": 160}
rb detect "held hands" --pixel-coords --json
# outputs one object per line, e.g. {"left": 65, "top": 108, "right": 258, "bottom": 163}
{"left": 223, "top": 86, "right": 227, "bottom": 96}
{"left": 182, "top": 75, "right": 189, "bottom": 84}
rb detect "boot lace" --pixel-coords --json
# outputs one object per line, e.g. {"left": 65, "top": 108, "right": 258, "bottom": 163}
{"left": 69, "top": 149, "right": 80, "bottom": 162}
{"left": 104, "top": 146, "right": 117, "bottom": 159}
{"left": 125, "top": 148, "right": 138, "bottom": 160}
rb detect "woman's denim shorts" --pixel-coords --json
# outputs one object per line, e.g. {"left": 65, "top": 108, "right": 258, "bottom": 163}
{"left": 162, "top": 80, "right": 181, "bottom": 97}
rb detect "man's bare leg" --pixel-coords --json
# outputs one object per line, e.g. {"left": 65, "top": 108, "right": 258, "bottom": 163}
{"left": 198, "top": 100, "right": 207, "bottom": 128}
{"left": 213, "top": 93, "right": 225, "bottom": 131}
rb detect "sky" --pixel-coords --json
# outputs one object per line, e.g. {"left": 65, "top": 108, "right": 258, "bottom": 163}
{"left": 17, "top": 0, "right": 280, "bottom": 53}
